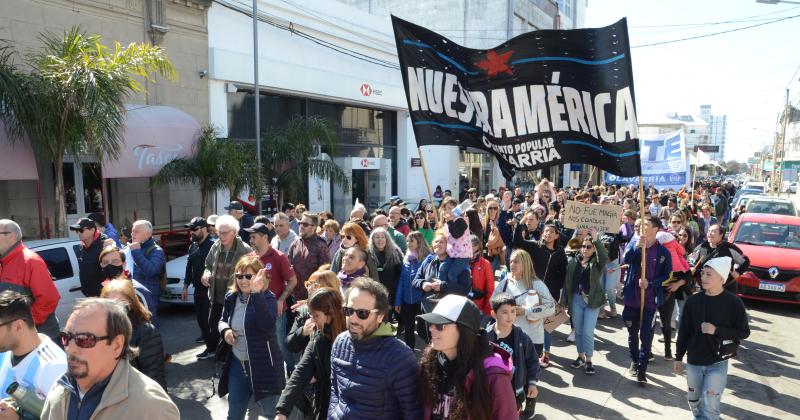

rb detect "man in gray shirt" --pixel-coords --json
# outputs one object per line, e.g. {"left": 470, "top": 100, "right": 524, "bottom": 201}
{"left": 270, "top": 212, "right": 298, "bottom": 254}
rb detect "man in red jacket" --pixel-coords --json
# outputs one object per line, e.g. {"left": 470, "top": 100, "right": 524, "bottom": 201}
{"left": 0, "top": 219, "right": 61, "bottom": 341}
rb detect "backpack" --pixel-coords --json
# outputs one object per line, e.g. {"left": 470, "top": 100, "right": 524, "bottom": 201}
{"left": 144, "top": 244, "right": 168, "bottom": 292}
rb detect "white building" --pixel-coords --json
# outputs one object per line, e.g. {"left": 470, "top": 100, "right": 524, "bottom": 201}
{"left": 700, "top": 105, "right": 727, "bottom": 162}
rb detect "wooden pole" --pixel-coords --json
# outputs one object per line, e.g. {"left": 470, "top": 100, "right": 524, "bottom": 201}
{"left": 638, "top": 175, "right": 647, "bottom": 326}
{"left": 418, "top": 147, "right": 440, "bottom": 227}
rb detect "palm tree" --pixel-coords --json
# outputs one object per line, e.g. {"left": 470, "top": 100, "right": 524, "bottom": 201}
{"left": 152, "top": 125, "right": 258, "bottom": 216}
{"left": 1, "top": 27, "right": 176, "bottom": 237}
{"left": 261, "top": 116, "right": 350, "bottom": 204}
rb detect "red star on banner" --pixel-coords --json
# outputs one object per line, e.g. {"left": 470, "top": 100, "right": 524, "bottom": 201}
{"left": 474, "top": 50, "right": 514, "bottom": 78}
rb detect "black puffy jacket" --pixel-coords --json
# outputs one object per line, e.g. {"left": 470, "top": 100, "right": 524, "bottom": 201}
{"left": 131, "top": 321, "right": 167, "bottom": 390}
{"left": 77, "top": 232, "right": 109, "bottom": 297}
{"left": 276, "top": 329, "right": 334, "bottom": 420}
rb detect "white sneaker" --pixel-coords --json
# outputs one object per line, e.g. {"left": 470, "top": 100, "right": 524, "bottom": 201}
{"left": 567, "top": 330, "right": 576, "bottom": 343}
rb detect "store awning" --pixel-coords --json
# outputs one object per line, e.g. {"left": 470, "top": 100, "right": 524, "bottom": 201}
{"left": 0, "top": 122, "right": 39, "bottom": 181}
{"left": 102, "top": 105, "right": 201, "bottom": 178}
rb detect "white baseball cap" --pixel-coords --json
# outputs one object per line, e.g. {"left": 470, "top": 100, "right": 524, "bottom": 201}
{"left": 417, "top": 294, "right": 481, "bottom": 332}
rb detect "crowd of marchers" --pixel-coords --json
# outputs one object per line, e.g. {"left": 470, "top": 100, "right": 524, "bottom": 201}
{"left": 0, "top": 177, "right": 752, "bottom": 420}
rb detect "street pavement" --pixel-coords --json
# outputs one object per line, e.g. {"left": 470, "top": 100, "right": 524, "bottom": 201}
{"left": 159, "top": 295, "right": 800, "bottom": 420}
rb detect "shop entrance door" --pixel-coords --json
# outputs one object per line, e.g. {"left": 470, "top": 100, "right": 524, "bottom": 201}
{"left": 352, "top": 169, "right": 382, "bottom": 211}
{"left": 63, "top": 159, "right": 104, "bottom": 238}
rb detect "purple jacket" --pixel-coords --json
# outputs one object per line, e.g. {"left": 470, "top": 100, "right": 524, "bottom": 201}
{"left": 423, "top": 344, "right": 517, "bottom": 420}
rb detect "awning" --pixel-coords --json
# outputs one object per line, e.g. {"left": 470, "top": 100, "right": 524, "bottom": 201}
{"left": 103, "top": 105, "right": 201, "bottom": 178}
{"left": 0, "top": 121, "right": 39, "bottom": 181}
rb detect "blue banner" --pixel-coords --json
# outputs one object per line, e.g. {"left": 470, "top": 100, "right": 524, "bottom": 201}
{"left": 605, "top": 131, "right": 688, "bottom": 190}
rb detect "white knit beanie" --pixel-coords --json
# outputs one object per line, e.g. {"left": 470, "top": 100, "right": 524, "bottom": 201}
{"left": 703, "top": 256, "right": 732, "bottom": 281}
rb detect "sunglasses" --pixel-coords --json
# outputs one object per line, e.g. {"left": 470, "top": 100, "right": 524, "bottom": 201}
{"left": 671, "top": 221, "right": 681, "bottom": 224}
{"left": 235, "top": 273, "right": 254, "bottom": 280}
{"left": 299, "top": 222, "right": 316, "bottom": 228}
{"left": 581, "top": 245, "right": 594, "bottom": 250}
{"left": 427, "top": 210, "right": 434, "bottom": 213}
{"left": 431, "top": 322, "right": 453, "bottom": 332}
{"left": 189, "top": 227, "right": 201, "bottom": 232}
{"left": 342, "top": 306, "right": 379, "bottom": 320}
{"left": 59, "top": 331, "right": 110, "bottom": 349}
{"left": 488, "top": 207, "right": 499, "bottom": 210}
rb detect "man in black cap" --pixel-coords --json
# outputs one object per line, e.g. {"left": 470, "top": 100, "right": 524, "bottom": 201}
{"left": 225, "top": 201, "right": 254, "bottom": 244}
{"left": 182, "top": 217, "right": 215, "bottom": 345}
{"left": 87, "top": 212, "right": 120, "bottom": 247}
{"left": 70, "top": 218, "right": 109, "bottom": 297}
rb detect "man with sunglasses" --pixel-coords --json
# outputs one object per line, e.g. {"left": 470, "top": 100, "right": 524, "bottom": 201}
{"left": 71, "top": 217, "right": 110, "bottom": 297}
{"left": 182, "top": 217, "right": 215, "bottom": 346}
{"left": 42, "top": 298, "right": 179, "bottom": 419}
{"left": 329, "top": 277, "right": 420, "bottom": 419}
{"left": 0, "top": 291, "right": 66, "bottom": 419}
{"left": 0, "top": 220, "right": 62, "bottom": 343}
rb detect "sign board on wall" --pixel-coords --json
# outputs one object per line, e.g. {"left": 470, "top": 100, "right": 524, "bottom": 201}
{"left": 351, "top": 157, "right": 381, "bottom": 170}
{"left": 410, "top": 158, "right": 422, "bottom": 167}
{"left": 563, "top": 200, "right": 621, "bottom": 233}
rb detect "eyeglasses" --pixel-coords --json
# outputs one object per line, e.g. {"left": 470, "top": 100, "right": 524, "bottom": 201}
{"left": 59, "top": 331, "right": 111, "bottom": 349}
{"left": 0, "top": 318, "right": 19, "bottom": 328}
{"left": 581, "top": 245, "right": 594, "bottom": 250}
{"left": 235, "top": 273, "right": 254, "bottom": 280}
{"left": 342, "top": 306, "right": 379, "bottom": 320}
{"left": 299, "top": 222, "right": 316, "bottom": 228}
{"left": 431, "top": 322, "right": 453, "bottom": 332}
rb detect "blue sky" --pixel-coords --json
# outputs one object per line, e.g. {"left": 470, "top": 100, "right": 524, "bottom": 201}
{"left": 585, "top": 0, "right": 800, "bottom": 162}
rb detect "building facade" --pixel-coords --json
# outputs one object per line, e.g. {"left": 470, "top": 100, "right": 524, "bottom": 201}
{"left": 0, "top": 0, "right": 211, "bottom": 238}
{"left": 700, "top": 104, "right": 727, "bottom": 162}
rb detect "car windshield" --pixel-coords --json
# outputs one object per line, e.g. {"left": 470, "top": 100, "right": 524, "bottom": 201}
{"left": 746, "top": 201, "right": 796, "bottom": 216}
{"left": 734, "top": 221, "right": 800, "bottom": 250}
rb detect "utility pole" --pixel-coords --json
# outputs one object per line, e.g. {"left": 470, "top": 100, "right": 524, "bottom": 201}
{"left": 777, "top": 89, "right": 791, "bottom": 195}
{"left": 253, "top": 0, "right": 262, "bottom": 214}
{"left": 770, "top": 89, "right": 789, "bottom": 195}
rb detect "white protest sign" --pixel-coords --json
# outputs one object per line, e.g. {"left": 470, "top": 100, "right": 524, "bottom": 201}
{"left": 563, "top": 200, "right": 622, "bottom": 233}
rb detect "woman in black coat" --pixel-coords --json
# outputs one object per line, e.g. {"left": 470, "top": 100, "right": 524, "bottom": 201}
{"left": 101, "top": 278, "right": 166, "bottom": 389}
{"left": 275, "top": 288, "right": 346, "bottom": 420}
{"left": 368, "top": 227, "right": 404, "bottom": 312}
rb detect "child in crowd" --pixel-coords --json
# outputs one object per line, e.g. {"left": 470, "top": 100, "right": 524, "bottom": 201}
{"left": 437, "top": 197, "right": 472, "bottom": 287}
{"left": 486, "top": 293, "right": 540, "bottom": 419}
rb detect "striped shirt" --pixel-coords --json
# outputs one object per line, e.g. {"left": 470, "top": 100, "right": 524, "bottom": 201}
{"left": 0, "top": 334, "right": 67, "bottom": 400}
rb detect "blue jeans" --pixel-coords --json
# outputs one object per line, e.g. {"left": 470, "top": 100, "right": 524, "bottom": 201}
{"left": 543, "top": 331, "right": 552, "bottom": 353}
{"left": 438, "top": 256, "right": 469, "bottom": 285}
{"left": 623, "top": 305, "right": 656, "bottom": 372}
{"left": 571, "top": 294, "right": 600, "bottom": 357}
{"left": 227, "top": 354, "right": 279, "bottom": 420}
{"left": 275, "top": 312, "right": 294, "bottom": 374}
{"left": 686, "top": 361, "right": 729, "bottom": 420}
{"left": 603, "top": 261, "right": 621, "bottom": 312}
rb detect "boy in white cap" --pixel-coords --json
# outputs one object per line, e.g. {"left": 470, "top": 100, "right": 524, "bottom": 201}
{"left": 674, "top": 256, "right": 750, "bottom": 420}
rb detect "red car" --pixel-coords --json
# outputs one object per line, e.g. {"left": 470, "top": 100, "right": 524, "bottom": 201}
{"left": 730, "top": 213, "right": 800, "bottom": 304}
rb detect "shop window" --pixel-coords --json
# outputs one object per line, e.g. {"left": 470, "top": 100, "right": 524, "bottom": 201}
{"left": 61, "top": 163, "right": 78, "bottom": 215}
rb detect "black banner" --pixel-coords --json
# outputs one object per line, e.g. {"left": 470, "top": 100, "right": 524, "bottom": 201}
{"left": 392, "top": 16, "right": 642, "bottom": 178}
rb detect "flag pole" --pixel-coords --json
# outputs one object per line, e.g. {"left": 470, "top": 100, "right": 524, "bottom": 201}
{"left": 418, "top": 146, "right": 440, "bottom": 227}
{"left": 638, "top": 175, "right": 647, "bottom": 326}
{"left": 690, "top": 161, "right": 697, "bottom": 207}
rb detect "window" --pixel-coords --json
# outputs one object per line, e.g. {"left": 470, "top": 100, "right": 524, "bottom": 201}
{"left": 557, "top": 0, "right": 573, "bottom": 20}
{"left": 36, "top": 248, "right": 73, "bottom": 281}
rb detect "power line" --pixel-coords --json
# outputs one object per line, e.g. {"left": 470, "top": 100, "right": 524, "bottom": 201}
{"left": 631, "top": 13, "right": 800, "bottom": 48}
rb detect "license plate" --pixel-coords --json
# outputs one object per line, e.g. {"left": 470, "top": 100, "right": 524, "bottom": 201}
{"left": 759, "top": 281, "right": 786, "bottom": 293}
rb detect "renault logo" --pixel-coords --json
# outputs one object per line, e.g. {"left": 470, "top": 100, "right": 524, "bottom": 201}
{"left": 768, "top": 267, "right": 779, "bottom": 279}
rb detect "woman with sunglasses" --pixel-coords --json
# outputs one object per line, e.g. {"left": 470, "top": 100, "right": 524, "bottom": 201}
{"left": 330, "top": 222, "right": 379, "bottom": 282}
{"left": 394, "top": 231, "right": 431, "bottom": 348}
{"left": 414, "top": 210, "right": 435, "bottom": 245}
{"left": 101, "top": 279, "right": 166, "bottom": 390}
{"left": 561, "top": 230, "right": 608, "bottom": 374}
{"left": 276, "top": 287, "right": 346, "bottom": 420}
{"left": 418, "top": 294, "right": 517, "bottom": 419}
{"left": 218, "top": 255, "right": 285, "bottom": 420}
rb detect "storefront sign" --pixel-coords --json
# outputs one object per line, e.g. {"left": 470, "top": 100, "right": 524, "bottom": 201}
{"left": 410, "top": 158, "right": 422, "bottom": 167}
{"left": 563, "top": 200, "right": 621, "bottom": 233}
{"left": 392, "top": 16, "right": 641, "bottom": 180}
{"left": 352, "top": 157, "right": 381, "bottom": 170}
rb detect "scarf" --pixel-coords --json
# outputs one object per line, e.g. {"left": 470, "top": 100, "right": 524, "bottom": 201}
{"left": 338, "top": 267, "right": 366, "bottom": 289}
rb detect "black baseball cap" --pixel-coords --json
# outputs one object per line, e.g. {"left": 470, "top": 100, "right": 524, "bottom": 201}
{"left": 225, "top": 201, "right": 244, "bottom": 211}
{"left": 184, "top": 217, "right": 208, "bottom": 229}
{"left": 417, "top": 294, "right": 481, "bottom": 332}
{"left": 243, "top": 223, "right": 270, "bottom": 235}
{"left": 69, "top": 218, "right": 96, "bottom": 231}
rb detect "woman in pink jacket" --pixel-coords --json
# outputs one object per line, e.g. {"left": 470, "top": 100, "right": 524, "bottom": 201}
{"left": 656, "top": 228, "right": 692, "bottom": 360}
